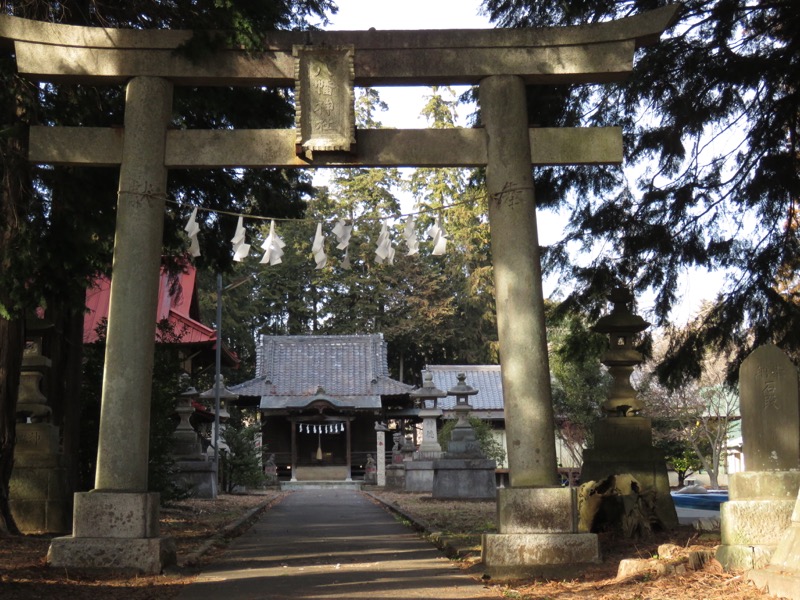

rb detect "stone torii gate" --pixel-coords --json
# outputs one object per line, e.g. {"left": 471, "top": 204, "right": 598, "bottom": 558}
{"left": 0, "top": 6, "right": 677, "bottom": 575}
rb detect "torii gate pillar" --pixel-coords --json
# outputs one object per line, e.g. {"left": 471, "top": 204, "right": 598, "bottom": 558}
{"left": 47, "top": 77, "right": 177, "bottom": 573}
{"left": 481, "top": 75, "right": 600, "bottom": 577}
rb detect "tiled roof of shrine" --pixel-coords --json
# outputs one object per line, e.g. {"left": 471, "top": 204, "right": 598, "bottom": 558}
{"left": 231, "top": 334, "right": 413, "bottom": 410}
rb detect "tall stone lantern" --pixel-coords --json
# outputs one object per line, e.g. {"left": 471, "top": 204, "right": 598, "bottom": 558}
{"left": 581, "top": 286, "right": 678, "bottom": 530}
{"left": 432, "top": 373, "right": 496, "bottom": 499}
{"left": 404, "top": 370, "right": 448, "bottom": 492}
{"left": 444, "top": 373, "right": 481, "bottom": 457}
{"left": 170, "top": 386, "right": 218, "bottom": 498}
{"left": 591, "top": 286, "right": 649, "bottom": 416}
{"left": 409, "top": 370, "right": 447, "bottom": 457}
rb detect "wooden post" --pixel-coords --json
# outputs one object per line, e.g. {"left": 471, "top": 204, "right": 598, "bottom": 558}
{"left": 290, "top": 418, "right": 298, "bottom": 481}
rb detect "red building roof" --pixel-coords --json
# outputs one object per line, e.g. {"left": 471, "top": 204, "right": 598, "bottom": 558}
{"left": 84, "top": 266, "right": 238, "bottom": 367}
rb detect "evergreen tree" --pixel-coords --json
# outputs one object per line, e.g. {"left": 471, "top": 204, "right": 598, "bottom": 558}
{"left": 480, "top": 0, "right": 800, "bottom": 387}
{"left": 546, "top": 302, "right": 610, "bottom": 467}
{"left": 221, "top": 406, "right": 265, "bottom": 493}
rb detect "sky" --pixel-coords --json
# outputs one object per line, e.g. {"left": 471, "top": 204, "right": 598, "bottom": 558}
{"left": 319, "top": 0, "right": 490, "bottom": 128}
{"left": 311, "top": 0, "right": 721, "bottom": 326}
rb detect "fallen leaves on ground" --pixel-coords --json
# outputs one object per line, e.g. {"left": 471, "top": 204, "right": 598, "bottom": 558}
{"left": 370, "top": 491, "right": 776, "bottom": 600}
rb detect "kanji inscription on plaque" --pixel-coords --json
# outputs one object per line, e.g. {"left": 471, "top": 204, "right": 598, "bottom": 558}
{"left": 294, "top": 45, "right": 355, "bottom": 156}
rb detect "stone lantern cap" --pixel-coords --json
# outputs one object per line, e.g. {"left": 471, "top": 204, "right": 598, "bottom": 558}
{"left": 199, "top": 375, "right": 239, "bottom": 401}
{"left": 180, "top": 386, "right": 199, "bottom": 399}
{"left": 448, "top": 372, "right": 478, "bottom": 410}
{"left": 592, "top": 287, "right": 650, "bottom": 335}
{"left": 199, "top": 375, "right": 238, "bottom": 420}
{"left": 409, "top": 370, "right": 447, "bottom": 408}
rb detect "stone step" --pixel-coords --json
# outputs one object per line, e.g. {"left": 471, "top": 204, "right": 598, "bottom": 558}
{"left": 280, "top": 480, "right": 363, "bottom": 491}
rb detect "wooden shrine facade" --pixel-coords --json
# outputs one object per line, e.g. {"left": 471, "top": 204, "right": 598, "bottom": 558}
{"left": 231, "top": 334, "right": 413, "bottom": 481}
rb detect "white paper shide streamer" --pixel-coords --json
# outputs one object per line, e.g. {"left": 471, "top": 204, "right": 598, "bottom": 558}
{"left": 312, "top": 222, "right": 327, "bottom": 269}
{"left": 403, "top": 215, "right": 419, "bottom": 256}
{"left": 184, "top": 207, "right": 201, "bottom": 257}
{"left": 332, "top": 219, "right": 352, "bottom": 250}
{"left": 375, "top": 223, "right": 395, "bottom": 265}
{"left": 427, "top": 215, "right": 448, "bottom": 256}
{"left": 332, "top": 219, "right": 353, "bottom": 270}
{"left": 231, "top": 216, "right": 251, "bottom": 262}
{"left": 260, "top": 220, "right": 286, "bottom": 266}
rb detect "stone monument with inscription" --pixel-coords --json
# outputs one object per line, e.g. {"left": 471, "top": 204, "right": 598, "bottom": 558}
{"left": 10, "top": 338, "right": 71, "bottom": 534}
{"left": 717, "top": 344, "right": 800, "bottom": 571}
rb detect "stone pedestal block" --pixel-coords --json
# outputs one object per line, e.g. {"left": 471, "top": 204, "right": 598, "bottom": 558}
{"left": 404, "top": 460, "right": 435, "bottom": 493}
{"left": 73, "top": 491, "right": 160, "bottom": 538}
{"left": 47, "top": 491, "right": 175, "bottom": 574}
{"left": 581, "top": 416, "right": 678, "bottom": 529}
{"left": 482, "top": 533, "right": 600, "bottom": 579}
{"left": 385, "top": 464, "right": 405, "bottom": 489}
{"left": 48, "top": 536, "right": 176, "bottom": 575}
{"left": 497, "top": 487, "right": 577, "bottom": 533}
{"left": 482, "top": 486, "right": 600, "bottom": 579}
{"left": 10, "top": 423, "right": 71, "bottom": 534}
{"left": 749, "top": 486, "right": 800, "bottom": 598}
{"left": 9, "top": 462, "right": 71, "bottom": 534}
{"left": 717, "top": 471, "right": 800, "bottom": 571}
{"left": 173, "top": 460, "right": 218, "bottom": 499}
{"left": 432, "top": 458, "right": 496, "bottom": 500}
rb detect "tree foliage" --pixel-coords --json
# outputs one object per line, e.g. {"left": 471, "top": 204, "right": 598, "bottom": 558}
{"left": 220, "top": 406, "right": 265, "bottom": 493}
{"left": 546, "top": 302, "right": 610, "bottom": 466}
{"left": 638, "top": 337, "right": 740, "bottom": 490}
{"left": 480, "top": 0, "right": 800, "bottom": 387}
{"left": 438, "top": 415, "right": 507, "bottom": 466}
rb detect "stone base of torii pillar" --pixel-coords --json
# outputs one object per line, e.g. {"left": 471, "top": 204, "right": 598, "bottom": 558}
{"left": 47, "top": 492, "right": 176, "bottom": 574}
{"left": 483, "top": 487, "right": 600, "bottom": 579}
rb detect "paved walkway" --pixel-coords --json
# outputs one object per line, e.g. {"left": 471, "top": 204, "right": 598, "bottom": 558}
{"left": 176, "top": 489, "right": 498, "bottom": 599}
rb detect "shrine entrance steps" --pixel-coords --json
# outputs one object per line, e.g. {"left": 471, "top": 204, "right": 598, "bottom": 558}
{"left": 280, "top": 480, "right": 362, "bottom": 491}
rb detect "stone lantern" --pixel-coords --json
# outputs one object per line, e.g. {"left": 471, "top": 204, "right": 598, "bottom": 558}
{"left": 444, "top": 372, "right": 481, "bottom": 457}
{"left": 592, "top": 286, "right": 649, "bottom": 416}
{"left": 200, "top": 375, "right": 237, "bottom": 467}
{"left": 172, "top": 387, "right": 204, "bottom": 460}
{"left": 581, "top": 286, "right": 678, "bottom": 531}
{"left": 172, "top": 386, "right": 218, "bottom": 498}
{"left": 431, "top": 372, "right": 496, "bottom": 500}
{"left": 409, "top": 370, "right": 447, "bottom": 457}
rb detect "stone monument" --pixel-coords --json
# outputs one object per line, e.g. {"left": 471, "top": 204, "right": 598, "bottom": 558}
{"left": 580, "top": 287, "right": 678, "bottom": 532}
{"left": 717, "top": 344, "right": 800, "bottom": 570}
{"left": 432, "top": 373, "right": 496, "bottom": 500}
{"left": 374, "top": 421, "right": 388, "bottom": 487}
{"left": 406, "top": 370, "right": 447, "bottom": 493}
{"left": 10, "top": 336, "right": 71, "bottom": 533}
{"left": 171, "top": 387, "right": 217, "bottom": 498}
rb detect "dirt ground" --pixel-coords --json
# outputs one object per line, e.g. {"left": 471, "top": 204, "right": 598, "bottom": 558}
{"left": 0, "top": 490, "right": 781, "bottom": 600}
